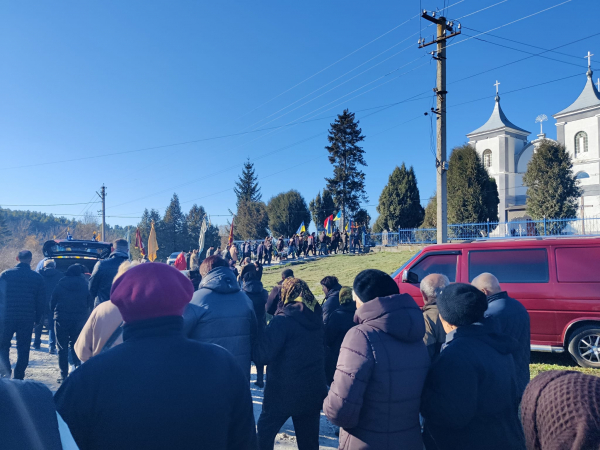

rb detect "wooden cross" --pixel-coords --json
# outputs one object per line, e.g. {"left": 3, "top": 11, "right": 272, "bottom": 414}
{"left": 494, "top": 80, "right": 500, "bottom": 94}
{"left": 585, "top": 51, "right": 594, "bottom": 69}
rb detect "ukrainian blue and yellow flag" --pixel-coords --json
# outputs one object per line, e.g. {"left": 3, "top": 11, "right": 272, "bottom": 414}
{"left": 333, "top": 211, "right": 341, "bottom": 221}
{"left": 296, "top": 222, "right": 306, "bottom": 234}
{"left": 345, "top": 219, "right": 353, "bottom": 232}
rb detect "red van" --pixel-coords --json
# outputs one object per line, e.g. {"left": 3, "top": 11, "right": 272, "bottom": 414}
{"left": 392, "top": 236, "right": 600, "bottom": 368}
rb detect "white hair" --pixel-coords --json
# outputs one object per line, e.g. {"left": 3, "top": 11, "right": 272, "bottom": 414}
{"left": 420, "top": 273, "right": 450, "bottom": 305}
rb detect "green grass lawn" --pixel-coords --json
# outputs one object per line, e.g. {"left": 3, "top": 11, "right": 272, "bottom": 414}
{"left": 260, "top": 251, "right": 599, "bottom": 378}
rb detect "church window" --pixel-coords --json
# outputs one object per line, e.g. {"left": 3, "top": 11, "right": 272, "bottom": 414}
{"left": 483, "top": 149, "right": 492, "bottom": 169}
{"left": 575, "top": 131, "right": 588, "bottom": 156}
{"left": 576, "top": 171, "right": 590, "bottom": 179}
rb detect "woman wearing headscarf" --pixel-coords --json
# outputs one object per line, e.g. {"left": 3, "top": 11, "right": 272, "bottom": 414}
{"left": 253, "top": 278, "right": 327, "bottom": 450}
{"left": 240, "top": 263, "right": 268, "bottom": 387}
{"left": 324, "top": 286, "right": 356, "bottom": 385}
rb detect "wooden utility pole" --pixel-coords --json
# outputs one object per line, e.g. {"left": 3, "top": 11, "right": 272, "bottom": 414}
{"left": 419, "top": 11, "right": 460, "bottom": 243}
{"left": 97, "top": 185, "right": 106, "bottom": 242}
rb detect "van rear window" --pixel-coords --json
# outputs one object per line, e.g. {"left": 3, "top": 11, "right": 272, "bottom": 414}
{"left": 556, "top": 247, "right": 600, "bottom": 282}
{"left": 468, "top": 249, "right": 549, "bottom": 283}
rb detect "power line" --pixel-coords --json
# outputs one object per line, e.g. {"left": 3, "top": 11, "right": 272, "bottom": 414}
{"left": 446, "top": 0, "right": 574, "bottom": 50}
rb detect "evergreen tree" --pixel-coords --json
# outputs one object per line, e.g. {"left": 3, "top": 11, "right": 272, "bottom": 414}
{"left": 375, "top": 164, "right": 424, "bottom": 232}
{"left": 353, "top": 208, "right": 371, "bottom": 229}
{"left": 309, "top": 189, "right": 335, "bottom": 230}
{"left": 523, "top": 140, "right": 581, "bottom": 220}
{"left": 0, "top": 211, "right": 11, "bottom": 246}
{"left": 421, "top": 194, "right": 437, "bottom": 228}
{"left": 267, "top": 190, "right": 311, "bottom": 237}
{"left": 236, "top": 201, "right": 269, "bottom": 240}
{"left": 447, "top": 144, "right": 499, "bottom": 224}
{"left": 160, "top": 194, "right": 186, "bottom": 259}
{"left": 325, "top": 109, "right": 368, "bottom": 218}
{"left": 234, "top": 159, "right": 262, "bottom": 206}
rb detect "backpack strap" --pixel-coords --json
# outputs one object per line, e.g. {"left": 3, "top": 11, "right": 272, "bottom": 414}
{"left": 101, "top": 322, "right": 124, "bottom": 353}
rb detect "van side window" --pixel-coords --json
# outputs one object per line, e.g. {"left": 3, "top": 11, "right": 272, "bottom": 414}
{"left": 411, "top": 254, "right": 457, "bottom": 282}
{"left": 556, "top": 247, "right": 600, "bottom": 282}
{"left": 468, "top": 249, "right": 549, "bottom": 283}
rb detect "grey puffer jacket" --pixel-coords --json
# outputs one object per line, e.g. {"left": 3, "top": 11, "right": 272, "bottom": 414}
{"left": 183, "top": 267, "right": 257, "bottom": 378}
{"left": 323, "top": 294, "right": 430, "bottom": 450}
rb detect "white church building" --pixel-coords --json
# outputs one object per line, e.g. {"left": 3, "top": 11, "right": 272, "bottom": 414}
{"left": 466, "top": 63, "right": 600, "bottom": 223}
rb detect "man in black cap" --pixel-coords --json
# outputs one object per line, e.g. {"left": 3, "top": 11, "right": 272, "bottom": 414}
{"left": 420, "top": 283, "right": 525, "bottom": 450}
{"left": 0, "top": 250, "right": 45, "bottom": 379}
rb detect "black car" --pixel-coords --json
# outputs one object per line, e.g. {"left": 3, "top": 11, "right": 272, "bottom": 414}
{"left": 40, "top": 239, "right": 113, "bottom": 275}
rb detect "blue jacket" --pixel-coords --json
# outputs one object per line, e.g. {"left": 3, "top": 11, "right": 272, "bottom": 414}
{"left": 484, "top": 291, "right": 530, "bottom": 399}
{"left": 0, "top": 263, "right": 45, "bottom": 323}
{"left": 183, "top": 267, "right": 257, "bottom": 378}
{"left": 55, "top": 316, "right": 257, "bottom": 450}
{"left": 421, "top": 323, "right": 525, "bottom": 450}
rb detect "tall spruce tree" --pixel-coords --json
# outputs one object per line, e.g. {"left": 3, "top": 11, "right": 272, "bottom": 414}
{"left": 325, "top": 109, "right": 368, "bottom": 218}
{"left": 186, "top": 204, "right": 207, "bottom": 251}
{"left": 421, "top": 194, "right": 437, "bottom": 228}
{"left": 267, "top": 190, "right": 311, "bottom": 237}
{"left": 374, "top": 164, "right": 424, "bottom": 232}
{"left": 309, "top": 189, "right": 335, "bottom": 230}
{"left": 160, "top": 194, "right": 186, "bottom": 259}
{"left": 447, "top": 144, "right": 499, "bottom": 224}
{"left": 523, "top": 140, "right": 581, "bottom": 220}
{"left": 234, "top": 159, "right": 262, "bottom": 206}
{"left": 236, "top": 201, "right": 269, "bottom": 240}
{"left": 0, "top": 211, "right": 11, "bottom": 245}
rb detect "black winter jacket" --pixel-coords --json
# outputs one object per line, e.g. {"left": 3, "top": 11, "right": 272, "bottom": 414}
{"left": 322, "top": 284, "right": 342, "bottom": 324}
{"left": 421, "top": 323, "right": 526, "bottom": 450}
{"left": 266, "top": 281, "right": 284, "bottom": 316}
{"left": 55, "top": 316, "right": 257, "bottom": 450}
{"left": 484, "top": 291, "right": 530, "bottom": 400}
{"left": 183, "top": 267, "right": 257, "bottom": 378}
{"left": 324, "top": 301, "right": 356, "bottom": 384}
{"left": 253, "top": 302, "right": 327, "bottom": 416}
{"left": 51, "top": 274, "right": 92, "bottom": 321}
{"left": 1, "top": 379, "right": 63, "bottom": 450}
{"left": 39, "top": 267, "right": 64, "bottom": 310}
{"left": 88, "top": 251, "right": 129, "bottom": 306}
{"left": 0, "top": 263, "right": 45, "bottom": 323}
{"left": 242, "top": 280, "right": 268, "bottom": 332}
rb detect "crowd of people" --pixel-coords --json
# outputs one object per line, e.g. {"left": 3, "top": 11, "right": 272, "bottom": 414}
{"left": 0, "top": 238, "right": 599, "bottom": 450}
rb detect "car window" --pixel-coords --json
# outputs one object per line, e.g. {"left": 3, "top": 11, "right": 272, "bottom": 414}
{"left": 468, "top": 248, "right": 549, "bottom": 283}
{"left": 556, "top": 247, "right": 600, "bottom": 282}
{"left": 410, "top": 253, "right": 457, "bottom": 282}
{"left": 391, "top": 251, "right": 421, "bottom": 278}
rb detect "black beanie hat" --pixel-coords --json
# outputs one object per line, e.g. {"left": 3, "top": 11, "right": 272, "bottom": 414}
{"left": 353, "top": 269, "right": 399, "bottom": 303}
{"left": 437, "top": 283, "right": 488, "bottom": 326}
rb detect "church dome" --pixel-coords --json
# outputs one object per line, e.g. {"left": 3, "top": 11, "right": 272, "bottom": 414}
{"left": 554, "top": 68, "right": 600, "bottom": 118}
{"left": 467, "top": 94, "right": 530, "bottom": 138}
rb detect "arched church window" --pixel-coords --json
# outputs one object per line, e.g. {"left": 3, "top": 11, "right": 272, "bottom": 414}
{"left": 483, "top": 149, "right": 492, "bottom": 169}
{"left": 576, "top": 171, "right": 590, "bottom": 179}
{"left": 575, "top": 131, "right": 588, "bottom": 156}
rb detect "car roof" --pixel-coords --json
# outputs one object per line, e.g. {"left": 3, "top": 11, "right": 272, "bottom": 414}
{"left": 420, "top": 235, "right": 600, "bottom": 252}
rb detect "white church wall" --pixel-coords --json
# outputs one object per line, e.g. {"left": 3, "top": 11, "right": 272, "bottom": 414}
{"left": 517, "top": 145, "right": 534, "bottom": 173}
{"left": 473, "top": 138, "right": 500, "bottom": 175}
{"left": 564, "top": 115, "right": 599, "bottom": 160}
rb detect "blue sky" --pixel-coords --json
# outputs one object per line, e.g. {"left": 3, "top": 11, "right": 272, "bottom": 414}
{"left": 0, "top": 0, "right": 598, "bottom": 230}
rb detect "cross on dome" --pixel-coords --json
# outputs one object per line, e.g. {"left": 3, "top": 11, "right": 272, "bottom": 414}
{"left": 494, "top": 80, "right": 500, "bottom": 94}
{"left": 585, "top": 51, "right": 594, "bottom": 69}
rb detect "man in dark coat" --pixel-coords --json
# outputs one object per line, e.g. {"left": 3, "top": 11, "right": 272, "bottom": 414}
{"left": 341, "top": 231, "right": 349, "bottom": 254}
{"left": 276, "top": 237, "right": 284, "bottom": 253}
{"left": 240, "top": 263, "right": 268, "bottom": 387}
{"left": 89, "top": 239, "right": 129, "bottom": 308}
{"left": 51, "top": 264, "right": 93, "bottom": 383}
{"left": 0, "top": 250, "right": 45, "bottom": 379}
{"left": 420, "top": 273, "right": 450, "bottom": 360}
{"left": 472, "top": 272, "right": 531, "bottom": 400}
{"left": 253, "top": 277, "right": 327, "bottom": 450}
{"left": 256, "top": 242, "right": 265, "bottom": 264}
{"left": 264, "top": 237, "right": 273, "bottom": 264}
{"left": 55, "top": 263, "right": 257, "bottom": 450}
{"left": 421, "top": 283, "right": 525, "bottom": 450}
{"left": 323, "top": 270, "right": 430, "bottom": 450}
{"left": 321, "top": 275, "right": 342, "bottom": 325}
{"left": 266, "top": 269, "right": 294, "bottom": 316}
{"left": 323, "top": 286, "right": 356, "bottom": 385}
{"left": 34, "top": 259, "right": 64, "bottom": 353}
{"left": 183, "top": 255, "right": 257, "bottom": 378}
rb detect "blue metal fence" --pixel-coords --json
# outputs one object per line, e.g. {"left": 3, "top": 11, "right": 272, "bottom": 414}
{"left": 369, "top": 217, "right": 600, "bottom": 246}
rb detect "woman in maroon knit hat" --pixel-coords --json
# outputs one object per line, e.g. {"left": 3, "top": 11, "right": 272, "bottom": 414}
{"left": 521, "top": 370, "right": 600, "bottom": 450}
